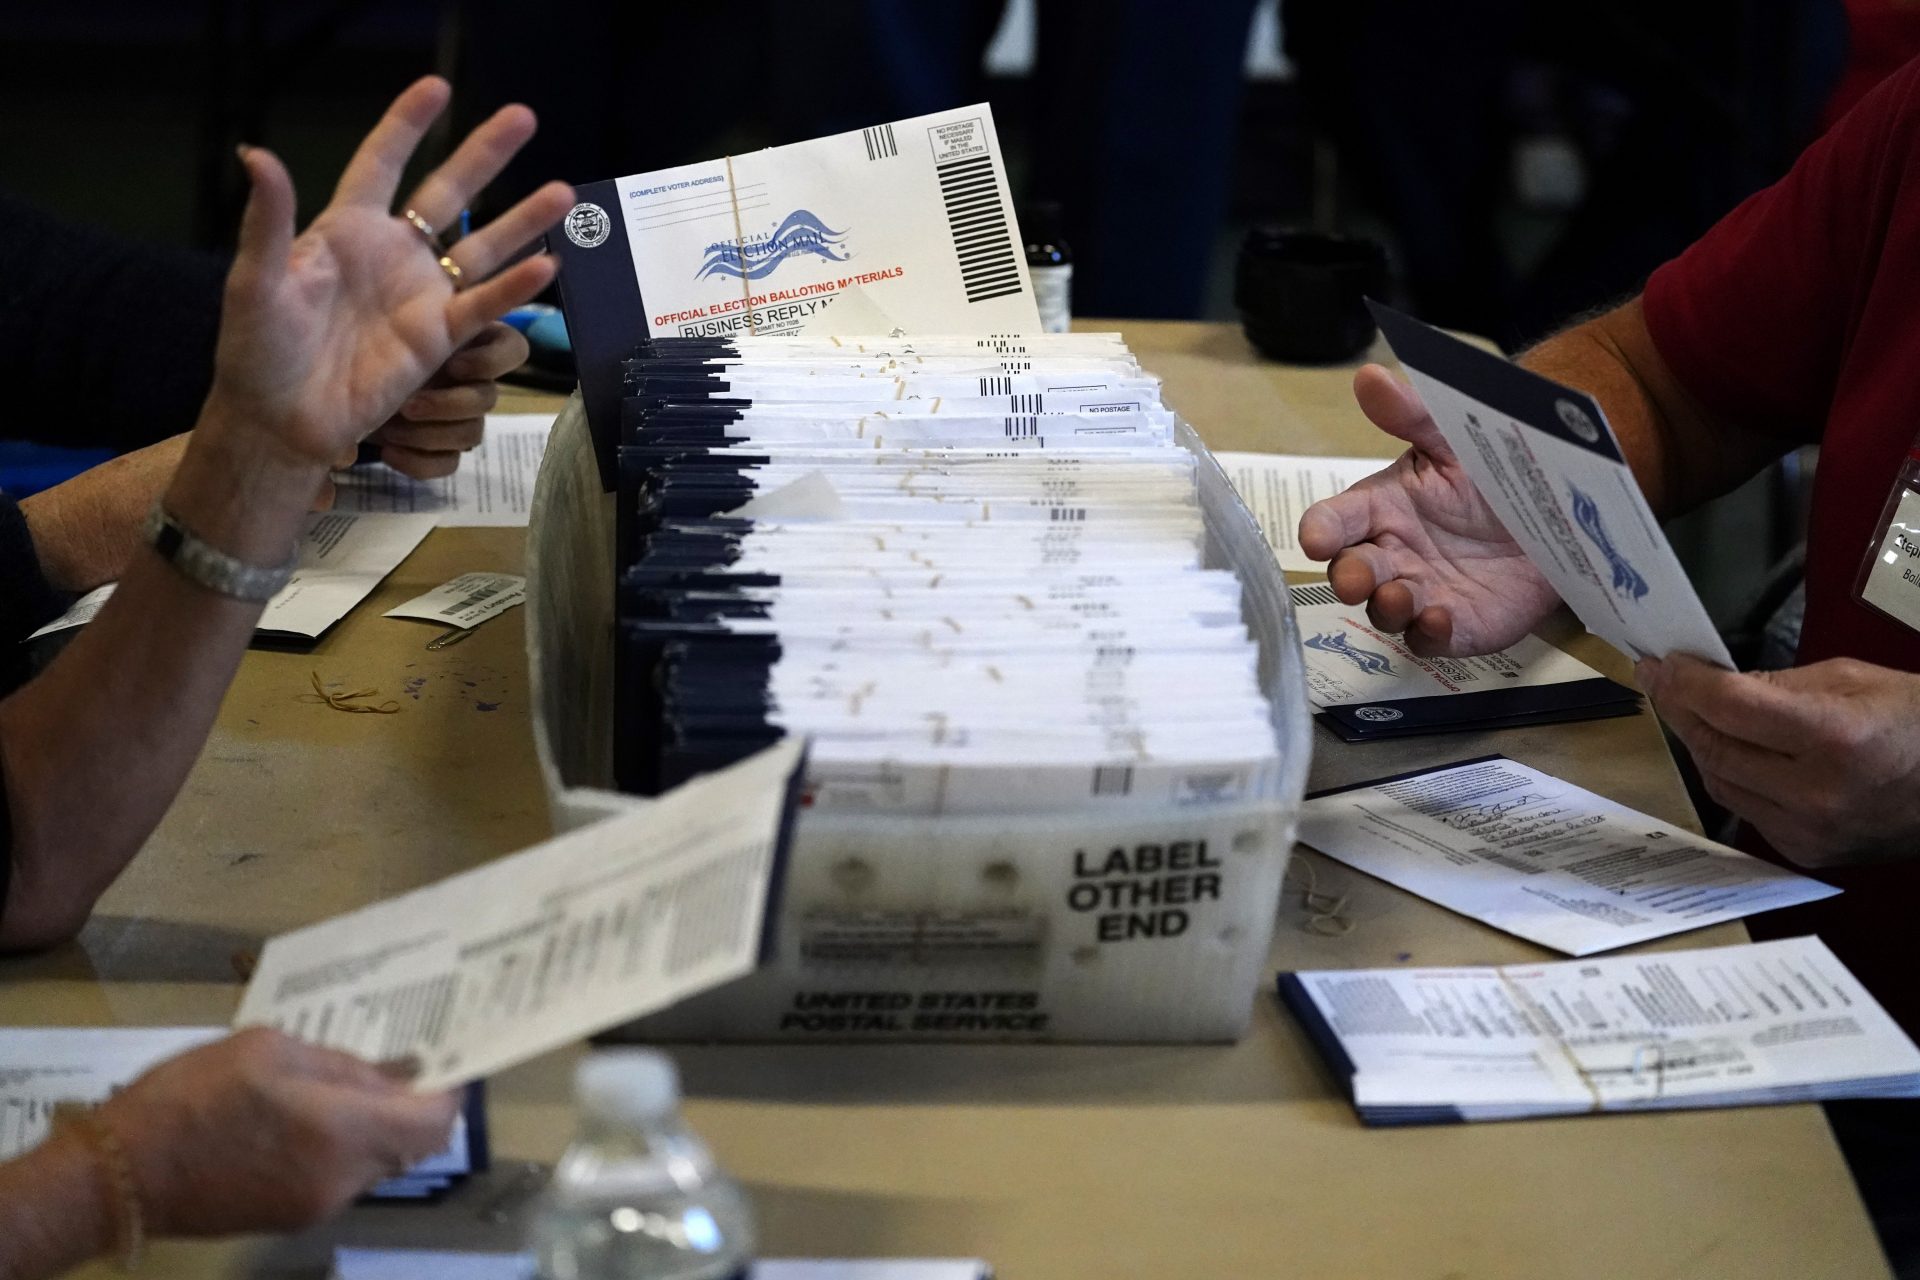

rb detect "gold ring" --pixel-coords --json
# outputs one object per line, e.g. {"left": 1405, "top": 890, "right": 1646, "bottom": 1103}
{"left": 437, "top": 255, "right": 465, "bottom": 289}
{"left": 402, "top": 208, "right": 445, "bottom": 252}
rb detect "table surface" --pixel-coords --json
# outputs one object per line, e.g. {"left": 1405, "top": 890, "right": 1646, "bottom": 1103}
{"left": 4, "top": 321, "right": 1888, "bottom": 1279}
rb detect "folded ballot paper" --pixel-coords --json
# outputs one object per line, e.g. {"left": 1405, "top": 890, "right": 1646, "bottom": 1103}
{"left": 1280, "top": 936, "right": 1920, "bottom": 1125}
{"left": 1370, "top": 303, "right": 1733, "bottom": 668}
{"left": 1289, "top": 583, "right": 1637, "bottom": 740}
{"left": 609, "top": 332, "right": 1285, "bottom": 815}
{"left": 234, "top": 740, "right": 805, "bottom": 1092}
{"left": 0, "top": 1028, "right": 486, "bottom": 1199}
{"left": 1298, "top": 756, "right": 1837, "bottom": 955}
{"left": 550, "top": 104, "right": 1041, "bottom": 485}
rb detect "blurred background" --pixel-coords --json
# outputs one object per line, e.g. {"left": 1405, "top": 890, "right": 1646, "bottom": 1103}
{"left": 5, "top": 0, "right": 1919, "bottom": 643}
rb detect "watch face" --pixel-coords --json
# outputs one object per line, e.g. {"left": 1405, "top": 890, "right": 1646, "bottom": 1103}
{"left": 153, "top": 520, "right": 186, "bottom": 559}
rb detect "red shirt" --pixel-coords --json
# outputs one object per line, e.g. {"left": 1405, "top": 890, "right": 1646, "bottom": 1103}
{"left": 1644, "top": 56, "right": 1920, "bottom": 1029}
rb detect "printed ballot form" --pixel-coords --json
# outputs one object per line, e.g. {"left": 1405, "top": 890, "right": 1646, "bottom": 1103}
{"left": 331, "top": 413, "right": 553, "bottom": 527}
{"left": 0, "top": 1028, "right": 222, "bottom": 1159}
{"left": 235, "top": 739, "right": 805, "bottom": 1091}
{"left": 26, "top": 512, "right": 434, "bottom": 643}
{"left": 1280, "top": 937, "right": 1920, "bottom": 1124}
{"left": 550, "top": 105, "right": 1043, "bottom": 483}
{"left": 1298, "top": 756, "right": 1836, "bottom": 955}
{"left": 1370, "top": 303, "right": 1733, "bottom": 667}
{"left": 1215, "top": 452, "right": 1390, "bottom": 572}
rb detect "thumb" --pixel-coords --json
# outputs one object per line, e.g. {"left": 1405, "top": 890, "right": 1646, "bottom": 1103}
{"left": 1354, "top": 364, "right": 1455, "bottom": 462}
{"left": 229, "top": 145, "right": 297, "bottom": 301}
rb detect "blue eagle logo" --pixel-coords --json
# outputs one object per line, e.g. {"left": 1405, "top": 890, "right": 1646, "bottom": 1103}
{"left": 1305, "top": 630, "right": 1397, "bottom": 676}
{"left": 1569, "top": 483, "right": 1650, "bottom": 601}
{"left": 697, "top": 210, "right": 850, "bottom": 281}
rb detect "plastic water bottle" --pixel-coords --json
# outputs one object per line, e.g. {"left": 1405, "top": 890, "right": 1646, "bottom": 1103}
{"left": 530, "top": 1050, "right": 754, "bottom": 1280}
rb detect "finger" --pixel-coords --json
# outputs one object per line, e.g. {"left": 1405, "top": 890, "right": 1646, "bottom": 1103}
{"left": 1299, "top": 483, "right": 1385, "bottom": 562}
{"left": 402, "top": 105, "right": 539, "bottom": 230}
{"left": 278, "top": 1038, "right": 411, "bottom": 1093}
{"left": 1404, "top": 604, "right": 1458, "bottom": 657}
{"left": 1328, "top": 545, "right": 1389, "bottom": 605}
{"left": 228, "top": 147, "right": 297, "bottom": 302}
{"left": 1354, "top": 364, "right": 1455, "bottom": 461}
{"left": 346, "top": 1088, "right": 463, "bottom": 1163}
{"left": 1365, "top": 578, "right": 1425, "bottom": 634}
{"left": 447, "top": 253, "right": 561, "bottom": 345}
{"left": 398, "top": 382, "right": 497, "bottom": 424}
{"left": 376, "top": 418, "right": 485, "bottom": 455}
{"left": 331, "top": 76, "right": 452, "bottom": 208}
{"left": 380, "top": 443, "right": 463, "bottom": 480}
{"left": 1693, "top": 770, "right": 1829, "bottom": 865}
{"left": 375, "top": 1055, "right": 424, "bottom": 1084}
{"left": 446, "top": 180, "right": 575, "bottom": 280}
{"left": 443, "top": 322, "right": 530, "bottom": 383}
{"left": 1651, "top": 654, "right": 1821, "bottom": 749}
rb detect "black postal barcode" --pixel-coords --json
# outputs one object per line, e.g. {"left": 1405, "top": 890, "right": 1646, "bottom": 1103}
{"left": 1004, "top": 416, "right": 1040, "bottom": 438}
{"left": 1092, "top": 765, "right": 1134, "bottom": 796}
{"left": 862, "top": 124, "right": 898, "bottom": 160}
{"left": 446, "top": 582, "right": 507, "bottom": 614}
{"left": 937, "top": 155, "right": 1023, "bottom": 304}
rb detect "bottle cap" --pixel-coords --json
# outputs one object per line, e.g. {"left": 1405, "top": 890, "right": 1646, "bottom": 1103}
{"left": 575, "top": 1049, "right": 681, "bottom": 1125}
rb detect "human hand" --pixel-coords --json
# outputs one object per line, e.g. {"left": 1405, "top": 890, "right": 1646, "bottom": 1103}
{"left": 1638, "top": 653, "right": 1920, "bottom": 867}
{"left": 362, "top": 320, "right": 530, "bottom": 481}
{"left": 1296, "top": 364, "right": 1563, "bottom": 656}
{"left": 96, "top": 1028, "right": 459, "bottom": 1236}
{"left": 205, "top": 76, "right": 571, "bottom": 480}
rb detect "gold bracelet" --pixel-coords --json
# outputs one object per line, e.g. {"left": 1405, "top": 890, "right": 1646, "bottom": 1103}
{"left": 52, "top": 1103, "right": 145, "bottom": 1272}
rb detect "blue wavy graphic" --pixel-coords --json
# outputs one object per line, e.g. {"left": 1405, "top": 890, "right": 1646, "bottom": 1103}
{"left": 1305, "top": 630, "right": 1397, "bottom": 676}
{"left": 697, "top": 209, "right": 850, "bottom": 281}
{"left": 1569, "top": 483, "right": 1650, "bottom": 601}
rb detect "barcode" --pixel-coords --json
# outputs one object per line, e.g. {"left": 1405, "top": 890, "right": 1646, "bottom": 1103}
{"left": 447, "top": 582, "right": 506, "bottom": 613}
{"left": 1289, "top": 583, "right": 1344, "bottom": 607}
{"left": 978, "top": 376, "right": 1011, "bottom": 396}
{"left": 862, "top": 124, "right": 898, "bottom": 161}
{"left": 1049, "top": 506, "right": 1088, "bottom": 522}
{"left": 1008, "top": 393, "right": 1042, "bottom": 413}
{"left": 937, "top": 156, "right": 1023, "bottom": 303}
{"left": 1093, "top": 765, "right": 1135, "bottom": 796}
{"left": 1004, "top": 416, "right": 1039, "bottom": 438}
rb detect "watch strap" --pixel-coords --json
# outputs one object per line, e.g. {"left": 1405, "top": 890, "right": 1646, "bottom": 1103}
{"left": 141, "top": 502, "right": 299, "bottom": 603}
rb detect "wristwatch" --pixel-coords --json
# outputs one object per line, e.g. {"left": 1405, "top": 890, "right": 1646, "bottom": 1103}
{"left": 141, "top": 501, "right": 300, "bottom": 602}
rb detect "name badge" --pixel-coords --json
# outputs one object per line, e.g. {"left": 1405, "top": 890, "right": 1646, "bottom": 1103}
{"left": 1855, "top": 454, "right": 1920, "bottom": 633}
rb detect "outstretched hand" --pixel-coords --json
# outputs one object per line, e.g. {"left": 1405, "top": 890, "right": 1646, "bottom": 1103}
{"left": 211, "top": 76, "right": 572, "bottom": 476}
{"left": 1296, "top": 364, "right": 1563, "bottom": 656}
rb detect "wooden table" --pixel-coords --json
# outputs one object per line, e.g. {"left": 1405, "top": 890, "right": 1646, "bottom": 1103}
{"left": 3, "top": 322, "right": 1889, "bottom": 1279}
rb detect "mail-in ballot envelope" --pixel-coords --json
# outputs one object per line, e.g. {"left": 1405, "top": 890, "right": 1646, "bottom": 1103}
{"left": 1370, "top": 302, "right": 1733, "bottom": 668}
{"left": 551, "top": 105, "right": 1042, "bottom": 484}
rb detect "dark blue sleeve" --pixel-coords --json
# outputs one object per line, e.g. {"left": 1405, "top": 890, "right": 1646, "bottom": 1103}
{"left": 0, "top": 492, "right": 66, "bottom": 692}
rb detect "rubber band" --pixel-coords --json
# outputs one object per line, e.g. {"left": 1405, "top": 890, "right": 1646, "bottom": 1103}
{"left": 1284, "top": 857, "right": 1354, "bottom": 936}
{"left": 298, "top": 670, "right": 400, "bottom": 714}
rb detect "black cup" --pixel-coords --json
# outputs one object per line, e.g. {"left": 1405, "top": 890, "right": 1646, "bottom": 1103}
{"left": 1234, "top": 227, "right": 1390, "bottom": 364}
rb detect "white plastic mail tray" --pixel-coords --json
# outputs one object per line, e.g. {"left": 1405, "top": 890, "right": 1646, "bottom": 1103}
{"left": 524, "top": 396, "right": 1311, "bottom": 1042}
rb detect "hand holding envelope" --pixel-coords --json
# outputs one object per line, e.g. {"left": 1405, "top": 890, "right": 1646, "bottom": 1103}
{"left": 1297, "top": 364, "right": 1566, "bottom": 658}
{"left": 1300, "top": 305, "right": 1733, "bottom": 670}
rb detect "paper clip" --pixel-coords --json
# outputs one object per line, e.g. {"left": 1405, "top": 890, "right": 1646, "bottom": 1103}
{"left": 426, "top": 626, "right": 476, "bottom": 650}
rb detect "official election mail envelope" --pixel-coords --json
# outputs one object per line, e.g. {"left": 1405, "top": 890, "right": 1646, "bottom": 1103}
{"left": 550, "top": 105, "right": 1042, "bottom": 486}
{"left": 1370, "top": 303, "right": 1733, "bottom": 668}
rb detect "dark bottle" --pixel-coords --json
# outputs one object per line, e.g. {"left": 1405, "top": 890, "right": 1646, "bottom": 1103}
{"left": 1021, "top": 202, "right": 1073, "bottom": 334}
